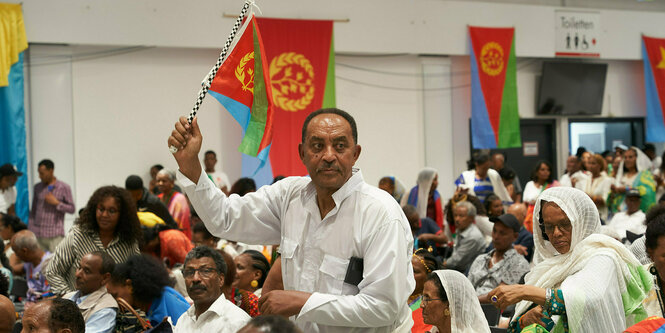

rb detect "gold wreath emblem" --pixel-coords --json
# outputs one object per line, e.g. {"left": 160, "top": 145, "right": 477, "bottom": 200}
{"left": 480, "top": 42, "right": 504, "bottom": 76}
{"left": 235, "top": 52, "right": 255, "bottom": 93}
{"left": 269, "top": 52, "right": 315, "bottom": 112}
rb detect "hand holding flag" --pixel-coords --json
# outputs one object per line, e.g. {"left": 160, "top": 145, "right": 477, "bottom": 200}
{"left": 168, "top": 116, "right": 203, "bottom": 183}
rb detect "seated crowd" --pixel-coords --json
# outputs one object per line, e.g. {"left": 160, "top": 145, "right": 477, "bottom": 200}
{"left": 1, "top": 140, "right": 665, "bottom": 332}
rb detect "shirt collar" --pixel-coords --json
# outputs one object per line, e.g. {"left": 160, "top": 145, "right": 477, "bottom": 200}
{"left": 300, "top": 168, "right": 364, "bottom": 207}
{"left": 458, "top": 223, "right": 476, "bottom": 238}
{"left": 189, "top": 294, "right": 228, "bottom": 320}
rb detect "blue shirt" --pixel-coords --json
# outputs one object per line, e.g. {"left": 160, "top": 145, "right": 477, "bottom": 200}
{"left": 68, "top": 291, "right": 117, "bottom": 333}
{"left": 148, "top": 286, "right": 190, "bottom": 326}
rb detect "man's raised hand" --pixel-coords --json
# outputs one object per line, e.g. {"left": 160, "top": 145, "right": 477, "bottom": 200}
{"left": 168, "top": 116, "right": 203, "bottom": 183}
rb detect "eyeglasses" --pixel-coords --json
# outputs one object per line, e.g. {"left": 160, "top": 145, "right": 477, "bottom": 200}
{"left": 543, "top": 221, "right": 573, "bottom": 234}
{"left": 97, "top": 207, "right": 119, "bottom": 215}
{"left": 182, "top": 267, "right": 217, "bottom": 278}
{"left": 421, "top": 296, "right": 444, "bottom": 305}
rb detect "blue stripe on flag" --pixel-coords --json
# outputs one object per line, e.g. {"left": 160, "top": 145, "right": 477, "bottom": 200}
{"left": 469, "top": 43, "right": 497, "bottom": 149}
{"left": 0, "top": 52, "right": 28, "bottom": 223}
{"left": 643, "top": 41, "right": 665, "bottom": 142}
{"left": 209, "top": 91, "right": 251, "bottom": 130}
{"left": 242, "top": 150, "right": 274, "bottom": 188}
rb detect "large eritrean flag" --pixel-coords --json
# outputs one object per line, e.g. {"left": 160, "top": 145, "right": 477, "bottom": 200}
{"left": 469, "top": 26, "right": 520, "bottom": 149}
{"left": 642, "top": 35, "right": 665, "bottom": 143}
{"left": 242, "top": 18, "right": 334, "bottom": 185}
{"left": 209, "top": 13, "right": 274, "bottom": 166}
{"left": 0, "top": 3, "right": 29, "bottom": 222}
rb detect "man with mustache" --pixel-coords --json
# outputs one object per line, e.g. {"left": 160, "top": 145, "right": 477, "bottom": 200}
{"left": 174, "top": 246, "right": 250, "bottom": 332}
{"left": 64, "top": 251, "right": 118, "bottom": 333}
{"left": 168, "top": 108, "right": 414, "bottom": 332}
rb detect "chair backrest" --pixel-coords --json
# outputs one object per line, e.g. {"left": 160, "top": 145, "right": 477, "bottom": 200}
{"left": 481, "top": 303, "right": 501, "bottom": 326}
{"left": 490, "top": 327, "right": 508, "bottom": 333}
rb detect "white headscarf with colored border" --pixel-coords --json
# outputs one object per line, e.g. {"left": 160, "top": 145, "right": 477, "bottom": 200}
{"left": 433, "top": 269, "right": 490, "bottom": 333}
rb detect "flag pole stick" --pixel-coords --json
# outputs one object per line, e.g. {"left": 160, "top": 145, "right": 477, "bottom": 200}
{"left": 171, "top": 0, "right": 251, "bottom": 153}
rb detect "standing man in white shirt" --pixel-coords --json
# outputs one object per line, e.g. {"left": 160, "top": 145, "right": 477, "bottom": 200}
{"left": 175, "top": 246, "right": 250, "bottom": 332}
{"left": 204, "top": 150, "right": 231, "bottom": 195}
{"left": 168, "top": 108, "right": 415, "bottom": 332}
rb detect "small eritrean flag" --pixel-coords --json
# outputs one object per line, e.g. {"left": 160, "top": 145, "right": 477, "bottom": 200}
{"left": 209, "top": 13, "right": 274, "bottom": 165}
{"left": 643, "top": 35, "right": 665, "bottom": 143}
{"left": 469, "top": 26, "right": 521, "bottom": 149}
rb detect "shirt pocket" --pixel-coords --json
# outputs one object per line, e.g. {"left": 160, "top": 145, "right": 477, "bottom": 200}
{"left": 279, "top": 237, "right": 298, "bottom": 284}
{"left": 318, "top": 254, "right": 350, "bottom": 295}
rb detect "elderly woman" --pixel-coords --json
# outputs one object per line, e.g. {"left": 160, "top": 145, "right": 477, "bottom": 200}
{"left": 156, "top": 169, "right": 191, "bottom": 239}
{"left": 420, "top": 269, "right": 490, "bottom": 333}
{"left": 45, "top": 186, "right": 141, "bottom": 295}
{"left": 233, "top": 250, "right": 270, "bottom": 297}
{"left": 488, "top": 187, "right": 650, "bottom": 333}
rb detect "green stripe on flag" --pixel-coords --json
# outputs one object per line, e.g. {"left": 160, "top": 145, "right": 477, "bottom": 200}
{"left": 497, "top": 36, "right": 521, "bottom": 148}
{"left": 239, "top": 22, "right": 269, "bottom": 157}
{"left": 321, "top": 33, "right": 336, "bottom": 108}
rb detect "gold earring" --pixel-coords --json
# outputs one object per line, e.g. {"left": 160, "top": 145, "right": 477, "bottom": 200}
{"left": 250, "top": 280, "right": 258, "bottom": 288}
{"left": 443, "top": 308, "right": 450, "bottom": 316}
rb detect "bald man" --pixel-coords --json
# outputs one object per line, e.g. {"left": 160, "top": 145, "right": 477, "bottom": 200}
{"left": 507, "top": 203, "right": 534, "bottom": 262}
{"left": 0, "top": 295, "right": 14, "bottom": 333}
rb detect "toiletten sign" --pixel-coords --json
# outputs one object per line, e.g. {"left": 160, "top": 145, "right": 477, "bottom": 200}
{"left": 555, "top": 10, "right": 600, "bottom": 58}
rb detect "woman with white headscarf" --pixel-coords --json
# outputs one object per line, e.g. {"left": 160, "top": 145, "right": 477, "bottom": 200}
{"left": 421, "top": 269, "right": 490, "bottom": 333}
{"left": 378, "top": 175, "right": 406, "bottom": 203}
{"left": 403, "top": 168, "right": 444, "bottom": 230}
{"left": 609, "top": 146, "right": 657, "bottom": 214}
{"left": 487, "top": 187, "right": 651, "bottom": 333}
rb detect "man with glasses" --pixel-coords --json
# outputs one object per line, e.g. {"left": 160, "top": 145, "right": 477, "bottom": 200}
{"left": 174, "top": 246, "right": 250, "bottom": 332}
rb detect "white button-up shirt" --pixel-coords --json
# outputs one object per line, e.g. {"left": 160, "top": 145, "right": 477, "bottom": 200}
{"left": 174, "top": 295, "right": 250, "bottom": 333}
{"left": 179, "top": 168, "right": 415, "bottom": 333}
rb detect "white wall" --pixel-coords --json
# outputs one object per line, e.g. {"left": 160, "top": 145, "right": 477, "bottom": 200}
{"left": 18, "top": 0, "right": 665, "bottom": 215}
{"left": 13, "top": 0, "right": 665, "bottom": 59}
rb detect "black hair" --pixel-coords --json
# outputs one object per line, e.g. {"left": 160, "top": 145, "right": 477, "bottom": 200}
{"left": 204, "top": 150, "right": 216, "bottom": 157}
{"left": 530, "top": 160, "right": 554, "bottom": 183}
{"left": 414, "top": 248, "right": 440, "bottom": 273}
{"left": 230, "top": 178, "right": 257, "bottom": 196}
{"left": 426, "top": 272, "right": 449, "bottom": 302}
{"left": 474, "top": 152, "right": 490, "bottom": 166}
{"left": 0, "top": 272, "right": 8, "bottom": 297}
{"left": 76, "top": 186, "right": 142, "bottom": 246}
{"left": 301, "top": 108, "right": 358, "bottom": 145}
{"left": 272, "top": 176, "right": 286, "bottom": 184}
{"left": 647, "top": 204, "right": 665, "bottom": 225}
{"left": 110, "top": 254, "right": 171, "bottom": 304}
{"left": 575, "top": 147, "right": 587, "bottom": 159}
{"left": 241, "top": 250, "right": 270, "bottom": 288}
{"left": 151, "top": 164, "right": 164, "bottom": 171}
{"left": 125, "top": 175, "right": 144, "bottom": 190}
{"left": 184, "top": 246, "right": 227, "bottom": 275}
{"left": 646, "top": 214, "right": 665, "bottom": 250}
{"left": 38, "top": 159, "right": 54, "bottom": 170}
{"left": 484, "top": 193, "right": 503, "bottom": 217}
{"left": 88, "top": 251, "right": 115, "bottom": 275}
{"left": 0, "top": 213, "right": 27, "bottom": 233}
{"left": 644, "top": 143, "right": 656, "bottom": 153}
{"left": 601, "top": 150, "right": 612, "bottom": 158}
{"left": 48, "top": 298, "right": 85, "bottom": 333}
{"left": 244, "top": 315, "right": 302, "bottom": 333}
{"left": 192, "top": 222, "right": 218, "bottom": 241}
{"left": 141, "top": 224, "right": 174, "bottom": 245}
{"left": 498, "top": 167, "right": 516, "bottom": 181}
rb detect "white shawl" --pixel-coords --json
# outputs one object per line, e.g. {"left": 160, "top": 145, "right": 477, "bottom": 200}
{"left": 460, "top": 169, "right": 513, "bottom": 206}
{"left": 514, "top": 186, "right": 650, "bottom": 333}
{"left": 402, "top": 167, "right": 437, "bottom": 219}
{"left": 434, "top": 269, "right": 490, "bottom": 333}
